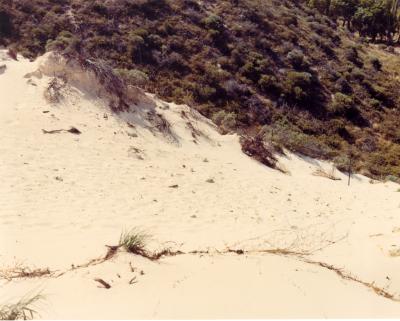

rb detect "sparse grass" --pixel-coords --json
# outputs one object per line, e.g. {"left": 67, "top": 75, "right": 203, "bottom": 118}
{"left": 0, "top": 293, "right": 44, "bottom": 320}
{"left": 119, "top": 229, "right": 150, "bottom": 256}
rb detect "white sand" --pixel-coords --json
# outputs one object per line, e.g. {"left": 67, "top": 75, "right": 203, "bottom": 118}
{"left": 1, "top": 51, "right": 400, "bottom": 318}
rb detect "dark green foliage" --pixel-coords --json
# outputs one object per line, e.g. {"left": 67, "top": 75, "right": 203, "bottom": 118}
{"left": 282, "top": 71, "right": 320, "bottom": 105}
{"left": 309, "top": 0, "right": 399, "bottom": 44}
{"left": 0, "top": 10, "right": 13, "bottom": 38}
{"left": 370, "top": 57, "right": 382, "bottom": 71}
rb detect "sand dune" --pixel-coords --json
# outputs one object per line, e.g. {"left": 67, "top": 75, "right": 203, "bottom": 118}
{"left": 1, "top": 51, "right": 400, "bottom": 318}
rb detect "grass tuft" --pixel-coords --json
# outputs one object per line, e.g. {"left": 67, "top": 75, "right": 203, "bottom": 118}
{"left": 0, "top": 293, "right": 44, "bottom": 320}
{"left": 119, "top": 229, "right": 150, "bottom": 256}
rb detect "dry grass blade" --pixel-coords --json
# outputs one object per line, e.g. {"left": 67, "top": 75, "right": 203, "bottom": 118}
{"left": 0, "top": 293, "right": 44, "bottom": 320}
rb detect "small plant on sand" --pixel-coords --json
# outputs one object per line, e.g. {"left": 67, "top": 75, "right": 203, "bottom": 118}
{"left": 119, "top": 229, "right": 150, "bottom": 256}
{"left": 0, "top": 293, "right": 44, "bottom": 320}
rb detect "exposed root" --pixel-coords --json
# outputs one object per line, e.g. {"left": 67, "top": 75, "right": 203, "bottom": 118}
{"left": 145, "top": 248, "right": 185, "bottom": 261}
{"left": 298, "top": 258, "right": 400, "bottom": 302}
{"left": 104, "top": 245, "right": 119, "bottom": 260}
{"left": 3, "top": 242, "right": 399, "bottom": 303}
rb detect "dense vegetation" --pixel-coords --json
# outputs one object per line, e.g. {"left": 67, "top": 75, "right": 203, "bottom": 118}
{"left": 308, "top": 0, "right": 400, "bottom": 43}
{"left": 1, "top": 0, "right": 400, "bottom": 179}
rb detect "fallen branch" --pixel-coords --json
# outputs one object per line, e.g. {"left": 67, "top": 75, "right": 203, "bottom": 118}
{"left": 42, "top": 127, "right": 81, "bottom": 135}
{"left": 94, "top": 278, "right": 111, "bottom": 289}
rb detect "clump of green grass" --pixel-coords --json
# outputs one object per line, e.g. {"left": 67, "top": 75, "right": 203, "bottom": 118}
{"left": 0, "top": 293, "right": 44, "bottom": 320}
{"left": 119, "top": 229, "right": 150, "bottom": 256}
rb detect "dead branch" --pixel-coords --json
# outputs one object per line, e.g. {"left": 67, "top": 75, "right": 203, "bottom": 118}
{"left": 94, "top": 278, "right": 111, "bottom": 289}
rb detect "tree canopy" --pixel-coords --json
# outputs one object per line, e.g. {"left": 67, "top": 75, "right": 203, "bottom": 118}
{"left": 308, "top": 0, "right": 400, "bottom": 42}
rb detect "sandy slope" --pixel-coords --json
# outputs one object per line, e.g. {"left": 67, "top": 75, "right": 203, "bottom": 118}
{"left": 1, "top": 51, "right": 400, "bottom": 318}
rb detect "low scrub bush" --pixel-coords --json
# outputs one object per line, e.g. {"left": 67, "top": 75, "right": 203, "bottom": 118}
{"left": 212, "top": 110, "right": 237, "bottom": 133}
{"left": 114, "top": 68, "right": 149, "bottom": 86}
{"left": 262, "top": 122, "right": 332, "bottom": 159}
{"left": 282, "top": 71, "right": 316, "bottom": 104}
{"left": 329, "top": 93, "right": 354, "bottom": 115}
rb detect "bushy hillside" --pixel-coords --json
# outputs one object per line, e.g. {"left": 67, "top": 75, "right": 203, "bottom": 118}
{"left": 1, "top": 0, "right": 400, "bottom": 179}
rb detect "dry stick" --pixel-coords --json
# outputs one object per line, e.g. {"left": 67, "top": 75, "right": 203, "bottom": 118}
{"left": 94, "top": 278, "right": 111, "bottom": 289}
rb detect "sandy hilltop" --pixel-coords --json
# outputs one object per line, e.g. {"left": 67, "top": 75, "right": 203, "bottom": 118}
{"left": 1, "top": 50, "right": 400, "bottom": 319}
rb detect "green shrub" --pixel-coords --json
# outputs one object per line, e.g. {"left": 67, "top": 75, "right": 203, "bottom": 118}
{"left": 262, "top": 121, "right": 332, "bottom": 158}
{"left": 369, "top": 98, "right": 381, "bottom": 109}
{"left": 194, "top": 84, "right": 217, "bottom": 101}
{"left": 114, "top": 68, "right": 149, "bottom": 86}
{"left": 239, "top": 61, "right": 255, "bottom": 79}
{"left": 345, "top": 46, "right": 363, "bottom": 67}
{"left": 212, "top": 110, "right": 237, "bottom": 132}
{"left": 333, "top": 155, "right": 351, "bottom": 172}
{"left": 202, "top": 14, "right": 224, "bottom": 30}
{"left": 362, "top": 81, "right": 390, "bottom": 103}
{"left": 351, "top": 68, "right": 366, "bottom": 81}
{"left": 282, "top": 71, "right": 314, "bottom": 103}
{"left": 45, "top": 30, "right": 76, "bottom": 52}
{"left": 287, "top": 49, "right": 306, "bottom": 69}
{"left": 329, "top": 93, "right": 354, "bottom": 114}
{"left": 258, "top": 75, "right": 281, "bottom": 94}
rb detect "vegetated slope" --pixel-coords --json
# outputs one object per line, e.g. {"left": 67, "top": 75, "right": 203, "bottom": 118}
{"left": 1, "top": 0, "right": 400, "bottom": 178}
